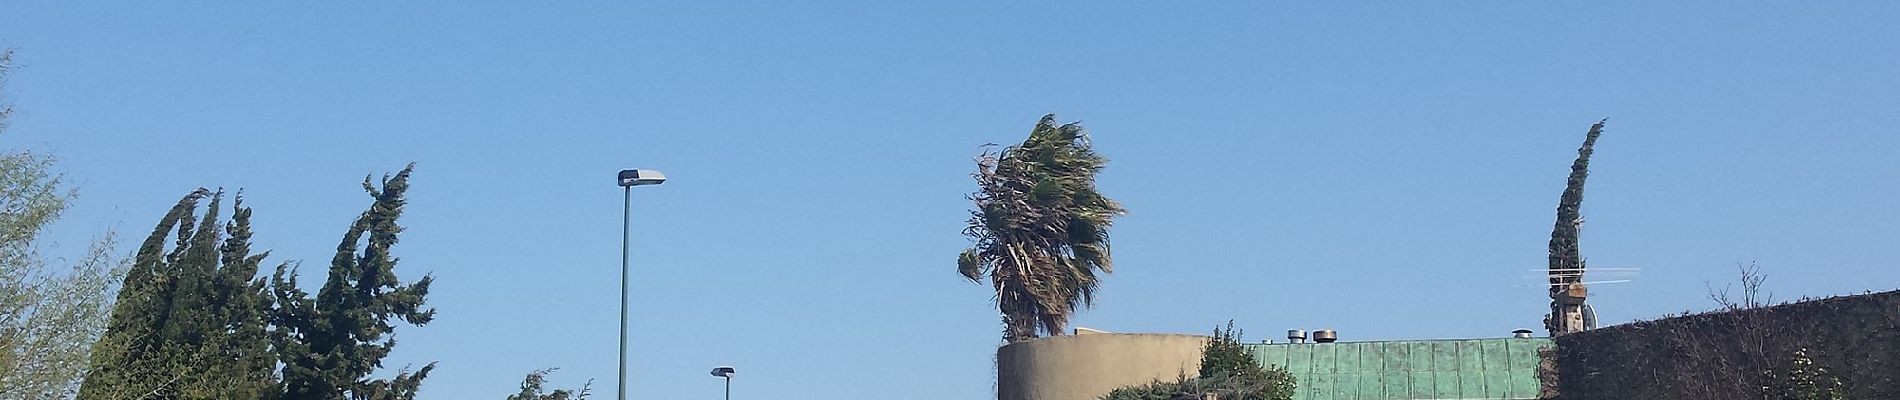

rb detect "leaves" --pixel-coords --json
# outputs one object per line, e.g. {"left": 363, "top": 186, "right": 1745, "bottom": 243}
{"left": 1766, "top": 348, "right": 1848, "bottom": 400}
{"left": 0, "top": 47, "right": 134, "bottom": 400}
{"left": 1547, "top": 120, "right": 1605, "bottom": 336}
{"left": 507, "top": 368, "right": 592, "bottom": 400}
{"left": 960, "top": 114, "right": 1126, "bottom": 343}
{"left": 1102, "top": 322, "right": 1296, "bottom": 400}
{"left": 80, "top": 165, "right": 431, "bottom": 400}
{"left": 77, "top": 189, "right": 281, "bottom": 400}
{"left": 275, "top": 164, "right": 434, "bottom": 400}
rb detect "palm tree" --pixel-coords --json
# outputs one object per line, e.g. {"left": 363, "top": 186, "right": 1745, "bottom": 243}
{"left": 958, "top": 114, "right": 1127, "bottom": 343}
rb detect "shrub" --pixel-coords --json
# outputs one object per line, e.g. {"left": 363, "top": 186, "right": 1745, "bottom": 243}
{"left": 1101, "top": 321, "right": 1295, "bottom": 400}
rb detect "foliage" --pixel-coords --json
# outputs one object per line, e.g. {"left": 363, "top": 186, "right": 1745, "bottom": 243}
{"left": 1766, "top": 348, "right": 1847, "bottom": 400}
{"left": 4, "top": 49, "right": 444, "bottom": 399}
{"left": 272, "top": 164, "right": 435, "bottom": 400}
{"left": 77, "top": 165, "right": 432, "bottom": 400}
{"left": 0, "top": 237, "right": 121, "bottom": 400}
{"left": 77, "top": 190, "right": 280, "bottom": 400}
{"left": 0, "top": 47, "right": 131, "bottom": 400}
{"left": 1102, "top": 322, "right": 1295, "bottom": 400}
{"left": 1546, "top": 120, "right": 1604, "bottom": 336}
{"left": 1197, "top": 322, "right": 1295, "bottom": 400}
{"left": 0, "top": 49, "right": 11, "bottom": 133}
{"left": 1101, "top": 378, "right": 1194, "bottom": 400}
{"left": 1197, "top": 322, "right": 1259, "bottom": 381}
{"left": 506, "top": 369, "right": 592, "bottom": 400}
{"left": 959, "top": 114, "right": 1127, "bottom": 343}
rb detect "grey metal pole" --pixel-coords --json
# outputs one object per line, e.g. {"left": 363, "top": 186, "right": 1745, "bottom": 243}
{"left": 619, "top": 186, "right": 631, "bottom": 400}
{"left": 724, "top": 376, "right": 731, "bottom": 400}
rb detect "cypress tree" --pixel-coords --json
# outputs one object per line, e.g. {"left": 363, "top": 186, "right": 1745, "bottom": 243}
{"left": 273, "top": 164, "right": 434, "bottom": 400}
{"left": 78, "top": 189, "right": 280, "bottom": 399}
{"left": 210, "top": 194, "right": 283, "bottom": 399}
{"left": 79, "top": 189, "right": 209, "bottom": 400}
{"left": 83, "top": 165, "right": 433, "bottom": 399}
{"left": 1546, "top": 120, "right": 1605, "bottom": 336}
{"left": 160, "top": 190, "right": 222, "bottom": 372}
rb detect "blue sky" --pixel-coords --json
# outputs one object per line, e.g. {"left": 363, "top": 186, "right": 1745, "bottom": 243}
{"left": 3, "top": 2, "right": 1897, "bottom": 399}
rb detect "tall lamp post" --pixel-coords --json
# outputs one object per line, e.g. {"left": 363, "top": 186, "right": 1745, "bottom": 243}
{"left": 617, "top": 169, "right": 666, "bottom": 400}
{"left": 710, "top": 366, "right": 736, "bottom": 400}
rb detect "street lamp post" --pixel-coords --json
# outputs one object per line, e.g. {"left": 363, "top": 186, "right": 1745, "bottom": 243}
{"left": 710, "top": 366, "right": 736, "bottom": 400}
{"left": 617, "top": 169, "right": 666, "bottom": 400}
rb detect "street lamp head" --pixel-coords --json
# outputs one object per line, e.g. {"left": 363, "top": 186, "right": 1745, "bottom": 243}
{"left": 710, "top": 366, "right": 735, "bottom": 378}
{"left": 618, "top": 169, "right": 667, "bottom": 187}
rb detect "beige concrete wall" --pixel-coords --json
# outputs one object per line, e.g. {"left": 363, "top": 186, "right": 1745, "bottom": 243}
{"left": 997, "top": 333, "right": 1208, "bottom": 400}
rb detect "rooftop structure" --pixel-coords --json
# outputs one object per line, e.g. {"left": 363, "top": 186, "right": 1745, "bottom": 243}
{"left": 996, "top": 332, "right": 1549, "bottom": 400}
{"left": 1248, "top": 337, "right": 1550, "bottom": 400}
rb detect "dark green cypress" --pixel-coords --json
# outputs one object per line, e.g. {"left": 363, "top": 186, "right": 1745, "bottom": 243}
{"left": 274, "top": 164, "right": 435, "bottom": 400}
{"left": 160, "top": 190, "right": 221, "bottom": 365}
{"left": 78, "top": 189, "right": 281, "bottom": 400}
{"left": 79, "top": 189, "right": 208, "bottom": 400}
{"left": 1546, "top": 120, "right": 1605, "bottom": 336}
{"left": 212, "top": 193, "right": 283, "bottom": 399}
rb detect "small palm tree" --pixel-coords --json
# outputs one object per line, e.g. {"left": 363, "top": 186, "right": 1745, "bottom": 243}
{"left": 959, "top": 114, "right": 1126, "bottom": 343}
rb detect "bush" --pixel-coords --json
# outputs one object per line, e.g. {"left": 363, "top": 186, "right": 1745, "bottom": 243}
{"left": 1101, "top": 378, "right": 1193, "bottom": 400}
{"left": 1766, "top": 348, "right": 1846, "bottom": 400}
{"left": 1101, "top": 321, "right": 1295, "bottom": 400}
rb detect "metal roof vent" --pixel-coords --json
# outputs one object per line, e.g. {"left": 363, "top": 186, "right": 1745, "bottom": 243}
{"left": 1313, "top": 329, "right": 1338, "bottom": 343}
{"left": 1512, "top": 329, "right": 1534, "bottom": 339}
{"left": 1286, "top": 329, "right": 1307, "bottom": 344}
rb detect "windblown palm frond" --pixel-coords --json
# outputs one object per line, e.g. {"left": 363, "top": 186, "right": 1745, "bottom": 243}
{"left": 960, "top": 114, "right": 1126, "bottom": 343}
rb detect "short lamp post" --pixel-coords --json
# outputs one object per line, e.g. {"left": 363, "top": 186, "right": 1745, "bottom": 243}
{"left": 615, "top": 169, "right": 666, "bottom": 400}
{"left": 710, "top": 366, "right": 736, "bottom": 400}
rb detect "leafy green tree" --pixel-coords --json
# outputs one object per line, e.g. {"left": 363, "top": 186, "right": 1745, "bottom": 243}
{"left": 0, "top": 48, "right": 131, "bottom": 400}
{"left": 1195, "top": 322, "right": 1294, "bottom": 400}
{"left": 272, "top": 165, "right": 435, "bottom": 400}
{"left": 958, "top": 114, "right": 1127, "bottom": 343}
{"left": 506, "top": 369, "right": 592, "bottom": 400}
{"left": 1102, "top": 322, "right": 1295, "bottom": 400}
{"left": 0, "top": 237, "right": 121, "bottom": 400}
{"left": 77, "top": 189, "right": 279, "bottom": 400}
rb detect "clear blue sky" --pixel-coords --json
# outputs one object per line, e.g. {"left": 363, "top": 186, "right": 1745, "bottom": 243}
{"left": 4, "top": 2, "right": 1897, "bottom": 399}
